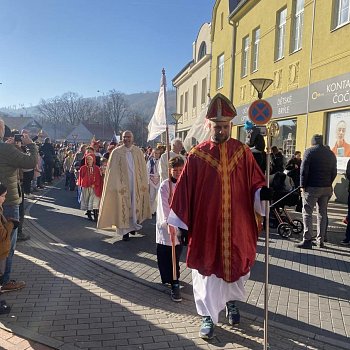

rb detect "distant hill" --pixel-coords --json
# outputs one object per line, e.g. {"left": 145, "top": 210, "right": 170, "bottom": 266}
{"left": 124, "top": 90, "right": 176, "bottom": 123}
{"left": 0, "top": 90, "right": 176, "bottom": 123}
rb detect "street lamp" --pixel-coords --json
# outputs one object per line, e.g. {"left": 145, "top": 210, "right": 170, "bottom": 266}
{"left": 249, "top": 78, "right": 273, "bottom": 99}
{"left": 171, "top": 113, "right": 182, "bottom": 138}
{"left": 249, "top": 77, "right": 275, "bottom": 350}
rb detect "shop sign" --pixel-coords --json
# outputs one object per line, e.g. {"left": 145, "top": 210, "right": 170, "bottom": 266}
{"left": 234, "top": 87, "right": 307, "bottom": 125}
{"left": 309, "top": 72, "right": 350, "bottom": 112}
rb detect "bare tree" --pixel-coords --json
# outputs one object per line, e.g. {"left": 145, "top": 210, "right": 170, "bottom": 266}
{"left": 37, "top": 96, "right": 64, "bottom": 140}
{"left": 60, "top": 92, "right": 84, "bottom": 125}
{"left": 123, "top": 114, "right": 147, "bottom": 146}
{"left": 105, "top": 89, "right": 129, "bottom": 133}
{"left": 79, "top": 98, "right": 100, "bottom": 123}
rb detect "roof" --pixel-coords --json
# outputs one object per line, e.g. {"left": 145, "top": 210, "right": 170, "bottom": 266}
{"left": 81, "top": 121, "right": 115, "bottom": 140}
{"left": 0, "top": 116, "right": 42, "bottom": 131}
{"left": 229, "top": 0, "right": 250, "bottom": 17}
{"left": 66, "top": 121, "right": 116, "bottom": 142}
{"left": 172, "top": 60, "right": 194, "bottom": 84}
{"left": 229, "top": 0, "right": 243, "bottom": 13}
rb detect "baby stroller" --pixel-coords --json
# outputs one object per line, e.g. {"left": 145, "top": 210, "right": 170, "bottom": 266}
{"left": 269, "top": 172, "right": 304, "bottom": 238}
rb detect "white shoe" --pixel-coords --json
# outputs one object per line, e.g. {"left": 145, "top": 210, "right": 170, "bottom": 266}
{"left": 25, "top": 193, "right": 34, "bottom": 199}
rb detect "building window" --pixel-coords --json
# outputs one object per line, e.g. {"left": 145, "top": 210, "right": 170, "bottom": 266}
{"left": 193, "top": 84, "right": 197, "bottom": 109}
{"left": 220, "top": 12, "right": 224, "bottom": 30}
{"left": 217, "top": 54, "right": 224, "bottom": 89}
{"left": 275, "top": 8, "right": 287, "bottom": 60}
{"left": 333, "top": 0, "right": 350, "bottom": 29}
{"left": 291, "top": 0, "right": 304, "bottom": 52}
{"left": 274, "top": 119, "right": 297, "bottom": 158}
{"left": 251, "top": 28, "right": 260, "bottom": 72}
{"left": 180, "top": 95, "right": 183, "bottom": 114}
{"left": 201, "top": 78, "right": 207, "bottom": 105}
{"left": 184, "top": 91, "right": 188, "bottom": 113}
{"left": 198, "top": 42, "right": 207, "bottom": 61}
{"left": 241, "top": 35, "right": 249, "bottom": 77}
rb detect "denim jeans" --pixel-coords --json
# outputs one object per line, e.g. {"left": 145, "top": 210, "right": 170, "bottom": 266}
{"left": 302, "top": 186, "right": 333, "bottom": 243}
{"left": 0, "top": 204, "right": 19, "bottom": 285}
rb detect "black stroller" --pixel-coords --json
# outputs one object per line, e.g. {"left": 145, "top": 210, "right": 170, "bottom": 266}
{"left": 269, "top": 172, "right": 304, "bottom": 238}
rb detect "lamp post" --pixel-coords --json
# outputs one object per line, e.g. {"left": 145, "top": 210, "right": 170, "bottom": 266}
{"left": 249, "top": 78, "right": 276, "bottom": 350}
{"left": 171, "top": 113, "right": 182, "bottom": 139}
{"left": 97, "top": 90, "right": 105, "bottom": 140}
{"left": 249, "top": 78, "right": 273, "bottom": 99}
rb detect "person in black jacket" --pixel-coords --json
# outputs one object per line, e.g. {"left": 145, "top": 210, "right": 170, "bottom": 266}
{"left": 285, "top": 151, "right": 302, "bottom": 188}
{"left": 40, "top": 138, "right": 55, "bottom": 184}
{"left": 340, "top": 159, "right": 350, "bottom": 245}
{"left": 270, "top": 146, "right": 284, "bottom": 174}
{"left": 296, "top": 134, "right": 337, "bottom": 249}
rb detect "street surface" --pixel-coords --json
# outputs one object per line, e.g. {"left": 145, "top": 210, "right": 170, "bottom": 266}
{"left": 0, "top": 179, "right": 349, "bottom": 349}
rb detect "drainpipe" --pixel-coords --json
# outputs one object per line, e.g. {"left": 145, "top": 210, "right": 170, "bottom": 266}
{"left": 305, "top": 0, "right": 317, "bottom": 150}
{"left": 228, "top": 18, "right": 237, "bottom": 103}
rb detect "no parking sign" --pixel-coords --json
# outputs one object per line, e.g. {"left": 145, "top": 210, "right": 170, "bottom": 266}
{"left": 248, "top": 99, "right": 272, "bottom": 125}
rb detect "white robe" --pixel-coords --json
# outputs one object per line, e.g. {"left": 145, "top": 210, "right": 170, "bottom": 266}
{"left": 168, "top": 189, "right": 265, "bottom": 324}
{"left": 116, "top": 149, "right": 142, "bottom": 236}
{"left": 147, "top": 158, "right": 160, "bottom": 215}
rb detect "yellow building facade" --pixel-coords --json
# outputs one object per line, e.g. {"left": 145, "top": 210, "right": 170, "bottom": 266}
{"left": 225, "top": 0, "right": 350, "bottom": 201}
{"left": 210, "top": 0, "right": 237, "bottom": 100}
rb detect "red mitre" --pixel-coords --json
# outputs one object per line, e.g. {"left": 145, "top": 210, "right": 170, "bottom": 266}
{"left": 206, "top": 93, "right": 237, "bottom": 122}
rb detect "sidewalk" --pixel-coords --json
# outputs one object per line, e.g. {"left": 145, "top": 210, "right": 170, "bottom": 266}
{"left": 0, "top": 182, "right": 349, "bottom": 349}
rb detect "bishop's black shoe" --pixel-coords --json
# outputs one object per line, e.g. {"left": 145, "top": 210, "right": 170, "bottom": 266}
{"left": 226, "top": 301, "right": 240, "bottom": 325}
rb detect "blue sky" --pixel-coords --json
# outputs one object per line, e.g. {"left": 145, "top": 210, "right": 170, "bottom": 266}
{"left": 0, "top": 0, "right": 214, "bottom": 108}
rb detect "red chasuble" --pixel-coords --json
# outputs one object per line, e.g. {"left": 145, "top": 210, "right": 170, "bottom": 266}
{"left": 171, "top": 138, "right": 266, "bottom": 283}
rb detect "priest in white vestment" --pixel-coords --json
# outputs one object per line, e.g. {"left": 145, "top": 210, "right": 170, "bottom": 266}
{"left": 97, "top": 131, "right": 151, "bottom": 241}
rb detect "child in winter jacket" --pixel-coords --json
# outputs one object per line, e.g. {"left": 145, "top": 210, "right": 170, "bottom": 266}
{"left": 77, "top": 154, "right": 102, "bottom": 222}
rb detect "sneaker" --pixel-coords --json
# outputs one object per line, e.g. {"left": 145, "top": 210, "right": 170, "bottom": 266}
{"left": 1, "top": 280, "right": 26, "bottom": 293}
{"left": 129, "top": 231, "right": 136, "bottom": 235}
{"left": 199, "top": 316, "right": 214, "bottom": 339}
{"left": 340, "top": 239, "right": 350, "bottom": 246}
{"left": 316, "top": 241, "right": 325, "bottom": 248}
{"left": 122, "top": 233, "right": 130, "bottom": 241}
{"left": 25, "top": 193, "right": 34, "bottom": 199}
{"left": 295, "top": 240, "right": 313, "bottom": 249}
{"left": 170, "top": 284, "right": 182, "bottom": 302}
{"left": 0, "top": 300, "right": 11, "bottom": 315}
{"left": 226, "top": 301, "right": 240, "bottom": 325}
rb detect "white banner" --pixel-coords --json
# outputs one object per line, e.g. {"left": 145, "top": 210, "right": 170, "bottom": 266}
{"left": 147, "top": 72, "right": 167, "bottom": 141}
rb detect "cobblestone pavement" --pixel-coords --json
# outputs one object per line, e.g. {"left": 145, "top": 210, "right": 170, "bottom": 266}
{"left": 0, "top": 181, "right": 349, "bottom": 349}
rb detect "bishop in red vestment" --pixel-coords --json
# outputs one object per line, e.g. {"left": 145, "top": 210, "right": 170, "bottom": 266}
{"left": 168, "top": 93, "right": 268, "bottom": 339}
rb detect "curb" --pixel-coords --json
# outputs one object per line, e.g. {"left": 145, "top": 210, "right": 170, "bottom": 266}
{"left": 0, "top": 321, "right": 80, "bottom": 350}
{"left": 1, "top": 181, "right": 348, "bottom": 350}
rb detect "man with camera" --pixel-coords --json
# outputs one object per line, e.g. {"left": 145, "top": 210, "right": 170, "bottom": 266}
{"left": 0, "top": 118, "right": 38, "bottom": 292}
